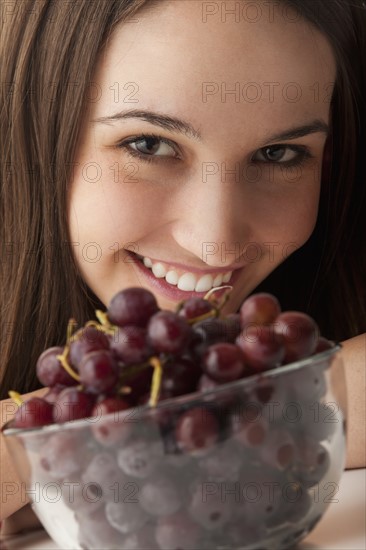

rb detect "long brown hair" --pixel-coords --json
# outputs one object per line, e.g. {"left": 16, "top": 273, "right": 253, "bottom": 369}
{"left": 253, "top": 0, "right": 366, "bottom": 341}
{"left": 1, "top": 0, "right": 365, "bottom": 400}
{"left": 0, "top": 0, "right": 152, "bottom": 399}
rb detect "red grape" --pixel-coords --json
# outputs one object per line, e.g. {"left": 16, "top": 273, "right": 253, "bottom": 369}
{"left": 81, "top": 451, "right": 129, "bottom": 503}
{"left": 297, "top": 401, "right": 338, "bottom": 442}
{"left": 156, "top": 511, "right": 201, "bottom": 550}
{"left": 188, "top": 481, "right": 233, "bottom": 530}
{"left": 240, "top": 293, "right": 281, "bottom": 328}
{"left": 251, "top": 378, "right": 276, "bottom": 405}
{"left": 231, "top": 405, "right": 269, "bottom": 448}
{"left": 175, "top": 406, "right": 219, "bottom": 456}
{"left": 259, "top": 427, "right": 296, "bottom": 470}
{"left": 291, "top": 435, "right": 330, "bottom": 487}
{"left": 117, "top": 436, "right": 163, "bottom": 478}
{"left": 223, "top": 313, "right": 242, "bottom": 341}
{"left": 36, "top": 346, "right": 76, "bottom": 387}
{"left": 178, "top": 297, "right": 213, "bottom": 320}
{"left": 122, "top": 368, "right": 153, "bottom": 406}
{"left": 236, "top": 325, "right": 285, "bottom": 372}
{"left": 139, "top": 472, "right": 182, "bottom": 516}
{"left": 192, "top": 316, "right": 241, "bottom": 358}
{"left": 53, "top": 387, "right": 95, "bottom": 423}
{"left": 161, "top": 357, "right": 201, "bottom": 397}
{"left": 69, "top": 326, "right": 110, "bottom": 368}
{"left": 62, "top": 476, "right": 103, "bottom": 513}
{"left": 238, "top": 463, "right": 286, "bottom": 522}
{"left": 274, "top": 311, "right": 319, "bottom": 363}
{"left": 12, "top": 397, "right": 54, "bottom": 428}
{"left": 110, "top": 326, "right": 152, "bottom": 365}
{"left": 202, "top": 343, "right": 246, "bottom": 383}
{"left": 147, "top": 311, "right": 192, "bottom": 354}
{"left": 43, "top": 384, "right": 67, "bottom": 404}
{"left": 198, "top": 441, "right": 243, "bottom": 482}
{"left": 91, "top": 396, "right": 131, "bottom": 447}
{"left": 78, "top": 350, "right": 119, "bottom": 394}
{"left": 76, "top": 505, "right": 122, "bottom": 549}
{"left": 105, "top": 499, "right": 148, "bottom": 534}
{"left": 285, "top": 363, "right": 327, "bottom": 404}
{"left": 314, "top": 336, "right": 333, "bottom": 353}
{"left": 39, "top": 431, "right": 87, "bottom": 478}
{"left": 107, "top": 287, "right": 159, "bottom": 328}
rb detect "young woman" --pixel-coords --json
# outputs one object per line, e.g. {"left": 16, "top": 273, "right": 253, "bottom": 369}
{"left": 1, "top": 0, "right": 365, "bottom": 524}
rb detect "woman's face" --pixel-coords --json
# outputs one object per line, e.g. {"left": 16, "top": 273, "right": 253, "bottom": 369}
{"left": 68, "top": 0, "right": 336, "bottom": 314}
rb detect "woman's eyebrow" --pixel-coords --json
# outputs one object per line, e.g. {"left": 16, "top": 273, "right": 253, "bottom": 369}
{"left": 92, "top": 109, "right": 202, "bottom": 141}
{"left": 262, "top": 119, "right": 329, "bottom": 143}
{"left": 92, "top": 109, "right": 328, "bottom": 143}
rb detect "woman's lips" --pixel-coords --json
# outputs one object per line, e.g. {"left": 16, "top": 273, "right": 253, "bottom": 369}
{"left": 127, "top": 251, "right": 244, "bottom": 302}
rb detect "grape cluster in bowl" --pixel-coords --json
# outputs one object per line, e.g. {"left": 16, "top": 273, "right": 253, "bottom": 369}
{"left": 3, "top": 288, "right": 346, "bottom": 550}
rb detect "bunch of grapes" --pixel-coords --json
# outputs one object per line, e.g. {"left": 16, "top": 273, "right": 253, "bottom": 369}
{"left": 5, "top": 288, "right": 338, "bottom": 550}
{"left": 9, "top": 288, "right": 328, "bottom": 429}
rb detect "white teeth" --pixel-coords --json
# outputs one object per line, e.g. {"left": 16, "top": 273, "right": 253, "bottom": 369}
{"left": 177, "top": 273, "right": 197, "bottom": 291}
{"left": 213, "top": 273, "right": 224, "bottom": 287}
{"left": 165, "top": 270, "right": 179, "bottom": 285}
{"left": 151, "top": 262, "right": 167, "bottom": 278}
{"left": 222, "top": 271, "right": 232, "bottom": 283}
{"left": 142, "top": 256, "right": 233, "bottom": 292}
{"left": 195, "top": 274, "right": 214, "bottom": 292}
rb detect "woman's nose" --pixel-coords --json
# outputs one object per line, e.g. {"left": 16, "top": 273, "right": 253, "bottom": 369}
{"left": 171, "top": 165, "right": 251, "bottom": 268}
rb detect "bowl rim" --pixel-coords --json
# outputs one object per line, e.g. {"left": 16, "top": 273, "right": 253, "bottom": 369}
{"left": 2, "top": 341, "right": 342, "bottom": 437}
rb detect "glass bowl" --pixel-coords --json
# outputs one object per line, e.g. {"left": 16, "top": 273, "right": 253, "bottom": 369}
{"left": 2, "top": 343, "right": 346, "bottom": 550}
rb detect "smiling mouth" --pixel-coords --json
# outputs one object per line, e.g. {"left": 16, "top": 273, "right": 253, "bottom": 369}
{"left": 132, "top": 252, "right": 236, "bottom": 293}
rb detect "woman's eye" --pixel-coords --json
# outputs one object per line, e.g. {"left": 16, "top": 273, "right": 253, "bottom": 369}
{"left": 117, "top": 134, "right": 178, "bottom": 162}
{"left": 252, "top": 145, "right": 308, "bottom": 165}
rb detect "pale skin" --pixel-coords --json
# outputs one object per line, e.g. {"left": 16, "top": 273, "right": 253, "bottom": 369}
{"left": 1, "top": 0, "right": 365, "bottom": 524}
{"left": 69, "top": 0, "right": 332, "bottom": 314}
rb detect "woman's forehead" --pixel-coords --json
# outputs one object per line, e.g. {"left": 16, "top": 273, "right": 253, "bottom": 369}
{"left": 90, "top": 0, "right": 336, "bottom": 138}
{"left": 99, "top": 1, "right": 336, "bottom": 79}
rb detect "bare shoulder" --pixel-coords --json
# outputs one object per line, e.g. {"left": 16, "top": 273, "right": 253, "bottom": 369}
{"left": 341, "top": 333, "right": 366, "bottom": 469}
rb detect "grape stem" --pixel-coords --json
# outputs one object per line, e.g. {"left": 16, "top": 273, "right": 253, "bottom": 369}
{"left": 118, "top": 360, "right": 152, "bottom": 384}
{"left": 175, "top": 301, "right": 185, "bottom": 314}
{"left": 57, "top": 348, "right": 81, "bottom": 382}
{"left": 8, "top": 391, "right": 23, "bottom": 407}
{"left": 175, "top": 285, "right": 233, "bottom": 323}
{"left": 149, "top": 356, "right": 163, "bottom": 407}
{"left": 84, "top": 319, "right": 116, "bottom": 337}
{"left": 186, "top": 307, "right": 218, "bottom": 325}
{"left": 93, "top": 310, "right": 118, "bottom": 336}
{"left": 66, "top": 318, "right": 78, "bottom": 344}
{"left": 175, "top": 299, "right": 218, "bottom": 323}
{"left": 205, "top": 285, "right": 233, "bottom": 313}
